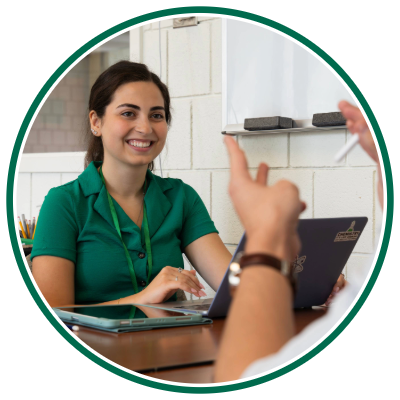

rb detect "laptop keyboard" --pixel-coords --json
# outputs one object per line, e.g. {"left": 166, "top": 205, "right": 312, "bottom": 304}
{"left": 174, "top": 304, "right": 210, "bottom": 311}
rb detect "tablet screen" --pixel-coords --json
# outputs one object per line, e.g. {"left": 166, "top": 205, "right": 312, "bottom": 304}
{"left": 57, "top": 305, "right": 194, "bottom": 320}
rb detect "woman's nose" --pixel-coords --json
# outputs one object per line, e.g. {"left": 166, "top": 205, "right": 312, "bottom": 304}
{"left": 135, "top": 115, "right": 152, "bottom": 134}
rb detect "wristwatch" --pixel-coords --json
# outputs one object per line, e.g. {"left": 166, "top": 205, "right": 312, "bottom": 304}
{"left": 228, "top": 251, "right": 297, "bottom": 296}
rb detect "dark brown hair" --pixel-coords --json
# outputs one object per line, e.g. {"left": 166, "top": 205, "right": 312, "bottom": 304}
{"left": 84, "top": 61, "right": 171, "bottom": 169}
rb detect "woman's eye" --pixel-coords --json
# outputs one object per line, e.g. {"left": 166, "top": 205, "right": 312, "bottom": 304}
{"left": 152, "top": 113, "right": 164, "bottom": 119}
{"left": 122, "top": 111, "right": 135, "bottom": 117}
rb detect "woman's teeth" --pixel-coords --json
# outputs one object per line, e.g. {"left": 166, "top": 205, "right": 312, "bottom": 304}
{"left": 128, "top": 140, "right": 152, "bottom": 148}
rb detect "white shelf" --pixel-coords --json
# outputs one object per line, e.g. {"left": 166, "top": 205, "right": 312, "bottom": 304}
{"left": 222, "top": 119, "right": 346, "bottom": 136}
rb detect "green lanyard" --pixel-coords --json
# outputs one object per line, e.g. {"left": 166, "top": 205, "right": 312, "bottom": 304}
{"left": 99, "top": 166, "right": 153, "bottom": 294}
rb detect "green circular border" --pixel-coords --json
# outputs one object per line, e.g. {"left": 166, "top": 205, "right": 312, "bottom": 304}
{"left": 6, "top": 6, "right": 394, "bottom": 394}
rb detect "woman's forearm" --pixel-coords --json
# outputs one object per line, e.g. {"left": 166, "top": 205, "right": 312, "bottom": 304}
{"left": 214, "top": 266, "right": 295, "bottom": 382}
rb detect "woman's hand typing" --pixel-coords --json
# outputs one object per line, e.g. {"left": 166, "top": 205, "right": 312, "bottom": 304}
{"left": 134, "top": 266, "right": 207, "bottom": 304}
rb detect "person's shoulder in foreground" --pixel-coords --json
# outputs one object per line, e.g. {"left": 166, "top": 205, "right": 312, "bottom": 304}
{"left": 242, "top": 268, "right": 369, "bottom": 377}
{"left": 213, "top": 100, "right": 382, "bottom": 382}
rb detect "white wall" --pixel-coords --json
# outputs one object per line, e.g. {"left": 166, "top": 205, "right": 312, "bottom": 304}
{"left": 16, "top": 17, "right": 382, "bottom": 300}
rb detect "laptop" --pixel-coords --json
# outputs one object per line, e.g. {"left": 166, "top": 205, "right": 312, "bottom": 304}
{"left": 152, "top": 217, "right": 368, "bottom": 317}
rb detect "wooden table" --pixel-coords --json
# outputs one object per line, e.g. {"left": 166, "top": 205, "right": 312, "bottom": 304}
{"left": 75, "top": 308, "right": 327, "bottom": 383}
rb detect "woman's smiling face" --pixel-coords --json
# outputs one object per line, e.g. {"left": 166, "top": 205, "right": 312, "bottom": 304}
{"left": 93, "top": 81, "right": 168, "bottom": 168}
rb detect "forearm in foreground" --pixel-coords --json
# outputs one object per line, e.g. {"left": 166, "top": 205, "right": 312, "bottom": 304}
{"left": 214, "top": 266, "right": 295, "bottom": 382}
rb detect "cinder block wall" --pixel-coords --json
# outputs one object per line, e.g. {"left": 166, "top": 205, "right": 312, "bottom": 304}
{"left": 17, "top": 17, "right": 382, "bottom": 301}
{"left": 23, "top": 58, "right": 90, "bottom": 153}
{"left": 130, "top": 17, "right": 383, "bottom": 298}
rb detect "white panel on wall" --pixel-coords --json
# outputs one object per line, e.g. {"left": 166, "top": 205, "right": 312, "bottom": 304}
{"left": 314, "top": 169, "right": 374, "bottom": 253}
{"left": 17, "top": 173, "right": 31, "bottom": 220}
{"left": 225, "top": 19, "right": 354, "bottom": 124}
{"left": 31, "top": 173, "right": 62, "bottom": 217}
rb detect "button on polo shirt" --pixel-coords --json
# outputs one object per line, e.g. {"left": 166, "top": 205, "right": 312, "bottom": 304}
{"left": 31, "top": 161, "right": 218, "bottom": 305}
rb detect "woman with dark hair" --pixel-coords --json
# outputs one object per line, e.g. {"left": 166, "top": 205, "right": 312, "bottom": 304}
{"left": 31, "top": 61, "right": 232, "bottom": 307}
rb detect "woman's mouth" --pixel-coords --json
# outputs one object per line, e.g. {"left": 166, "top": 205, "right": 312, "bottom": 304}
{"left": 126, "top": 139, "right": 155, "bottom": 151}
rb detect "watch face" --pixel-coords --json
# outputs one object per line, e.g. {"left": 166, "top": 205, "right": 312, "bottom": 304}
{"left": 229, "top": 261, "right": 241, "bottom": 286}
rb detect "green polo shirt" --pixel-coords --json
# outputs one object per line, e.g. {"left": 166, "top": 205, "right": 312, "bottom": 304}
{"left": 31, "top": 161, "right": 218, "bottom": 305}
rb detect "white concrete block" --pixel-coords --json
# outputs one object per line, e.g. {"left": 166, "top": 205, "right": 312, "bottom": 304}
{"left": 129, "top": 26, "right": 142, "bottom": 63}
{"left": 346, "top": 254, "right": 374, "bottom": 285}
{"left": 268, "top": 169, "right": 313, "bottom": 219}
{"left": 20, "top": 153, "right": 85, "bottom": 173}
{"left": 346, "top": 131, "right": 375, "bottom": 166}
{"left": 17, "top": 173, "right": 31, "bottom": 220}
{"left": 151, "top": 19, "right": 173, "bottom": 29}
{"left": 167, "top": 170, "right": 211, "bottom": 213}
{"left": 168, "top": 23, "right": 210, "bottom": 97}
{"left": 61, "top": 173, "right": 80, "bottom": 185}
{"left": 198, "top": 17, "right": 218, "bottom": 22}
{"left": 151, "top": 167, "right": 163, "bottom": 177}
{"left": 193, "top": 96, "right": 229, "bottom": 169}
{"left": 143, "top": 29, "right": 167, "bottom": 82}
{"left": 211, "top": 19, "right": 222, "bottom": 94}
{"left": 314, "top": 169, "right": 374, "bottom": 253}
{"left": 290, "top": 130, "right": 346, "bottom": 167}
{"left": 211, "top": 170, "right": 242, "bottom": 244}
{"left": 159, "top": 98, "right": 191, "bottom": 170}
{"left": 31, "top": 173, "right": 61, "bottom": 216}
{"left": 238, "top": 134, "right": 288, "bottom": 168}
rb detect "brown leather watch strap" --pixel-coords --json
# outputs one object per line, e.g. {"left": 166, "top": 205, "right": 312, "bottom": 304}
{"left": 240, "top": 253, "right": 281, "bottom": 271}
{"left": 239, "top": 253, "right": 297, "bottom": 295}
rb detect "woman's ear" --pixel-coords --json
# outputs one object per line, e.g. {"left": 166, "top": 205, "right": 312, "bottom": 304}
{"left": 89, "top": 110, "right": 101, "bottom": 137}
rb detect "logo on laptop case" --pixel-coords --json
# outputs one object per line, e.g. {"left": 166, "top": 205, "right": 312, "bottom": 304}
{"left": 292, "top": 255, "right": 306, "bottom": 273}
{"left": 334, "top": 221, "right": 360, "bottom": 242}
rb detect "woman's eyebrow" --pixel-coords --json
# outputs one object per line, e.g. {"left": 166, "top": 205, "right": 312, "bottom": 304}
{"left": 117, "top": 103, "right": 140, "bottom": 110}
{"left": 116, "top": 103, "right": 165, "bottom": 111}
